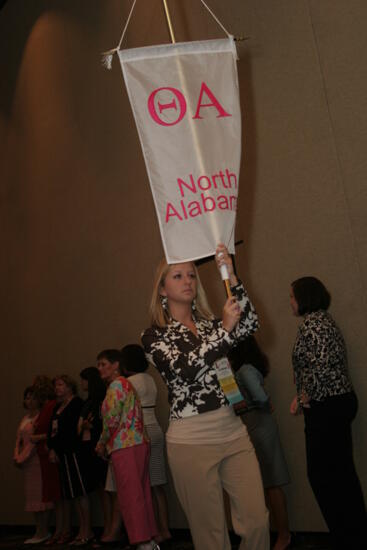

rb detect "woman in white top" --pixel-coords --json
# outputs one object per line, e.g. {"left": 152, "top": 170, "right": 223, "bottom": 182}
{"left": 142, "top": 244, "right": 269, "bottom": 550}
{"left": 121, "top": 344, "right": 171, "bottom": 545}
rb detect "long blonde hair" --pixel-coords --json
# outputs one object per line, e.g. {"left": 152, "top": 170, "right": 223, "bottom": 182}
{"left": 149, "top": 259, "right": 213, "bottom": 327}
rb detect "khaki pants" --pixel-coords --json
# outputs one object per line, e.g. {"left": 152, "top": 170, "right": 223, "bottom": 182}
{"left": 167, "top": 435, "right": 269, "bottom": 550}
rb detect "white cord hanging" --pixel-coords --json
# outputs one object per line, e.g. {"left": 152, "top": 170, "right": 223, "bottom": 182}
{"left": 198, "top": 0, "right": 232, "bottom": 37}
{"left": 101, "top": 0, "right": 138, "bottom": 70}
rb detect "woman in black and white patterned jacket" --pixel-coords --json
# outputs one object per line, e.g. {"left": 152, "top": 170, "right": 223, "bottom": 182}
{"left": 289, "top": 276, "right": 366, "bottom": 550}
{"left": 142, "top": 244, "right": 269, "bottom": 550}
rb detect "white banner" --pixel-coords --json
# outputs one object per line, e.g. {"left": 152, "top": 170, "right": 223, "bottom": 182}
{"left": 118, "top": 38, "right": 241, "bottom": 263}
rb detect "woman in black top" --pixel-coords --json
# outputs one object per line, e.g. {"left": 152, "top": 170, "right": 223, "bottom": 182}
{"left": 289, "top": 277, "right": 366, "bottom": 550}
{"left": 78, "top": 367, "right": 111, "bottom": 544}
{"left": 79, "top": 367, "right": 106, "bottom": 448}
{"left": 48, "top": 375, "right": 93, "bottom": 545}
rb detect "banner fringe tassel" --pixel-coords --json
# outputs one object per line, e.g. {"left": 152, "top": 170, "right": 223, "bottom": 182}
{"left": 101, "top": 48, "right": 118, "bottom": 70}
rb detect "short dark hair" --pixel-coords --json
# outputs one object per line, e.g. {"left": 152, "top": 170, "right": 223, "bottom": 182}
{"left": 120, "top": 344, "right": 149, "bottom": 374}
{"left": 80, "top": 366, "right": 106, "bottom": 402}
{"left": 96, "top": 349, "right": 121, "bottom": 365}
{"left": 291, "top": 276, "right": 331, "bottom": 315}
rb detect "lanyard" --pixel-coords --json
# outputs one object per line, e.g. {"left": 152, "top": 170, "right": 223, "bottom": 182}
{"left": 214, "top": 357, "right": 247, "bottom": 416}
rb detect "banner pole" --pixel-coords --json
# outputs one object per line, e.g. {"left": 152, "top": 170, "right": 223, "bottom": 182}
{"left": 162, "top": 0, "right": 176, "bottom": 44}
{"left": 219, "top": 256, "right": 233, "bottom": 298}
{"left": 224, "top": 280, "right": 232, "bottom": 298}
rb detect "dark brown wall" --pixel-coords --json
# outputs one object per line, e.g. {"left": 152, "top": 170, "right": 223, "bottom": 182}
{"left": 1, "top": 0, "right": 366, "bottom": 530}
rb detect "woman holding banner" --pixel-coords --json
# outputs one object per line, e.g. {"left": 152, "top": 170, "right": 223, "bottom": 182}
{"left": 142, "top": 245, "right": 269, "bottom": 550}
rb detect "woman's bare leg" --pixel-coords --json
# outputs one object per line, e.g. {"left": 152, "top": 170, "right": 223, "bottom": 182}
{"left": 77, "top": 495, "right": 94, "bottom": 539}
{"left": 33, "top": 512, "right": 42, "bottom": 538}
{"left": 99, "top": 488, "right": 112, "bottom": 539}
{"left": 266, "top": 487, "right": 291, "bottom": 550}
{"left": 101, "top": 493, "right": 122, "bottom": 542}
{"left": 152, "top": 485, "right": 171, "bottom": 542}
{"left": 37, "top": 510, "right": 51, "bottom": 538}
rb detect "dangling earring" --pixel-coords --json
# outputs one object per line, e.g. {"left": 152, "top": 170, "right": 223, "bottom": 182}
{"left": 191, "top": 298, "right": 197, "bottom": 312}
{"left": 160, "top": 295, "right": 168, "bottom": 311}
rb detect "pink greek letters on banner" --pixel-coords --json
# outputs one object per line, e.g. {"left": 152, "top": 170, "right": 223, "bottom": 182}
{"left": 147, "top": 87, "right": 187, "bottom": 126}
{"left": 147, "top": 82, "right": 231, "bottom": 126}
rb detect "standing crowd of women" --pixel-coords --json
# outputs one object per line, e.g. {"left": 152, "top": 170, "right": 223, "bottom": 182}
{"left": 14, "top": 245, "right": 366, "bottom": 550}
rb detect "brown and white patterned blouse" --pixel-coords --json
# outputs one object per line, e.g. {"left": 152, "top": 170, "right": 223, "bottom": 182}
{"left": 292, "top": 310, "right": 353, "bottom": 403}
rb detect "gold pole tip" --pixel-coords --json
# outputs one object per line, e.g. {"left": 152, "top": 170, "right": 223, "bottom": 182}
{"left": 234, "top": 35, "right": 251, "bottom": 42}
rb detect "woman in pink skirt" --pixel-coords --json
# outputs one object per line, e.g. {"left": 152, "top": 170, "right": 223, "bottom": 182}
{"left": 14, "top": 386, "right": 53, "bottom": 544}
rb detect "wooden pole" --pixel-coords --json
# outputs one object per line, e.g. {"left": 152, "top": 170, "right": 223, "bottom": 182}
{"left": 162, "top": 0, "right": 234, "bottom": 299}
{"left": 162, "top": 0, "right": 176, "bottom": 43}
{"left": 224, "top": 279, "right": 232, "bottom": 298}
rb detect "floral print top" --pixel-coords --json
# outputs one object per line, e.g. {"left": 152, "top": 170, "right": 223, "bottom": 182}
{"left": 292, "top": 310, "right": 353, "bottom": 402}
{"left": 99, "top": 376, "right": 145, "bottom": 454}
{"left": 142, "top": 282, "right": 259, "bottom": 420}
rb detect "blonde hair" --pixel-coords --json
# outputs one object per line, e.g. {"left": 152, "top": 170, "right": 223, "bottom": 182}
{"left": 149, "top": 259, "right": 213, "bottom": 327}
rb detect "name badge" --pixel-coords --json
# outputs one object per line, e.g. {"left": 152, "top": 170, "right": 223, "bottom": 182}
{"left": 214, "top": 357, "right": 247, "bottom": 415}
